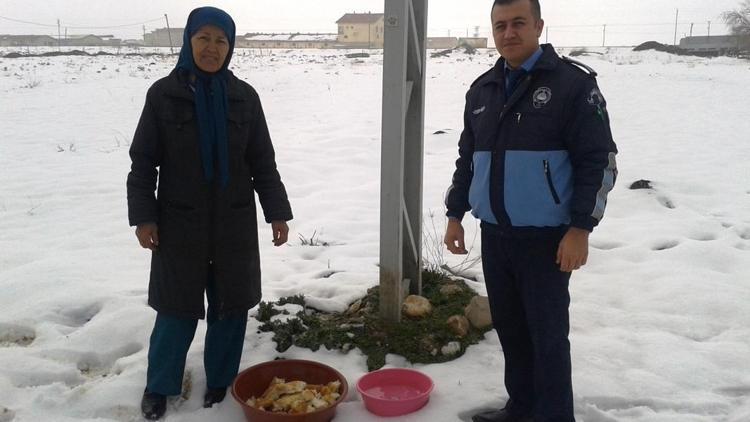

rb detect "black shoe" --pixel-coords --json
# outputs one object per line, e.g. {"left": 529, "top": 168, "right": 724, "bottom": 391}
{"left": 141, "top": 390, "right": 166, "bottom": 420}
{"left": 472, "top": 408, "right": 533, "bottom": 422}
{"left": 203, "top": 387, "right": 227, "bottom": 408}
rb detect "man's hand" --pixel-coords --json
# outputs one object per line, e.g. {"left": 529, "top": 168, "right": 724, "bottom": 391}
{"left": 444, "top": 218, "right": 468, "bottom": 254}
{"left": 271, "top": 220, "right": 289, "bottom": 246}
{"left": 556, "top": 227, "right": 590, "bottom": 272}
{"left": 135, "top": 223, "right": 159, "bottom": 251}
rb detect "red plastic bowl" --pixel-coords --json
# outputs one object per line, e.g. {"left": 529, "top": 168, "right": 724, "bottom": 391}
{"left": 356, "top": 368, "right": 434, "bottom": 417}
{"left": 231, "top": 359, "right": 349, "bottom": 422}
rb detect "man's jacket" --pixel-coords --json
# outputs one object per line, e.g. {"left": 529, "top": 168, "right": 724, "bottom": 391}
{"left": 446, "top": 44, "right": 617, "bottom": 233}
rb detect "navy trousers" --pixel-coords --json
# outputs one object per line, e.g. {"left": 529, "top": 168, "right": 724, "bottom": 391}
{"left": 146, "top": 271, "right": 248, "bottom": 396}
{"left": 481, "top": 222, "right": 574, "bottom": 422}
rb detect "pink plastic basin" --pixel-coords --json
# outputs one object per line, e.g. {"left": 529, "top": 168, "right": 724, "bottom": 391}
{"left": 356, "top": 368, "right": 434, "bottom": 417}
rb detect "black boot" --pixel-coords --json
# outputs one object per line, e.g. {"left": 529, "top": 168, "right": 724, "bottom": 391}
{"left": 203, "top": 387, "right": 227, "bottom": 408}
{"left": 141, "top": 389, "right": 166, "bottom": 420}
{"left": 472, "top": 408, "right": 533, "bottom": 422}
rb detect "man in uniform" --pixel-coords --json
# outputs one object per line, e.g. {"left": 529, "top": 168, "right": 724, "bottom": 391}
{"left": 444, "top": 1, "right": 617, "bottom": 421}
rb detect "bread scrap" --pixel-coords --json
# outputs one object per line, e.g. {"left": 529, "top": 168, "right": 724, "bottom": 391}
{"left": 246, "top": 377, "right": 342, "bottom": 414}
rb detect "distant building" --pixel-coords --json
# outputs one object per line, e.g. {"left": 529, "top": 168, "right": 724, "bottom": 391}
{"left": 144, "top": 28, "right": 184, "bottom": 48}
{"left": 336, "top": 12, "right": 385, "bottom": 48}
{"left": 458, "top": 37, "right": 488, "bottom": 49}
{"left": 0, "top": 35, "right": 57, "bottom": 47}
{"left": 679, "top": 35, "right": 748, "bottom": 55}
{"left": 427, "top": 37, "right": 458, "bottom": 49}
{"left": 238, "top": 33, "right": 338, "bottom": 49}
{"left": 64, "top": 34, "right": 120, "bottom": 47}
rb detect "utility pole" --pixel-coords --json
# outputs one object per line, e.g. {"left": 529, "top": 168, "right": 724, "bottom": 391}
{"left": 57, "top": 19, "right": 61, "bottom": 51}
{"left": 673, "top": 8, "right": 679, "bottom": 45}
{"left": 708, "top": 21, "right": 711, "bottom": 37}
{"left": 602, "top": 24, "right": 606, "bottom": 47}
{"left": 164, "top": 13, "right": 174, "bottom": 54}
{"left": 689, "top": 22, "right": 693, "bottom": 37}
{"left": 143, "top": 25, "right": 146, "bottom": 43}
{"left": 545, "top": 26, "right": 549, "bottom": 43}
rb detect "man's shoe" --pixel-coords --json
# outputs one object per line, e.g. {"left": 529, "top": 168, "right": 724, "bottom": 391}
{"left": 141, "top": 390, "right": 166, "bottom": 420}
{"left": 203, "top": 387, "right": 227, "bottom": 408}
{"left": 472, "top": 408, "right": 533, "bottom": 422}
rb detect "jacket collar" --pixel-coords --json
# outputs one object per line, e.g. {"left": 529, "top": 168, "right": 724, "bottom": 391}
{"left": 162, "top": 68, "right": 246, "bottom": 102}
{"left": 478, "top": 43, "right": 560, "bottom": 88}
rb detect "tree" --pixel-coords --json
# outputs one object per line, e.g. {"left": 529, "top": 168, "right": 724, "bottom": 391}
{"left": 722, "top": 1, "right": 750, "bottom": 36}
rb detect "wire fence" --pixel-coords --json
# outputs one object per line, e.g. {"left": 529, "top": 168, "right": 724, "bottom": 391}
{"left": 1, "top": 13, "right": 736, "bottom": 48}
{"left": 432, "top": 20, "right": 731, "bottom": 48}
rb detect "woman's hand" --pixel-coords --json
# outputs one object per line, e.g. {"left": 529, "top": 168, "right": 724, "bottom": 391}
{"left": 135, "top": 223, "right": 159, "bottom": 251}
{"left": 271, "top": 221, "right": 289, "bottom": 246}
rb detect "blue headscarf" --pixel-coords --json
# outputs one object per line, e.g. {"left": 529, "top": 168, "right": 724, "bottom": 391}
{"left": 175, "top": 7, "right": 236, "bottom": 188}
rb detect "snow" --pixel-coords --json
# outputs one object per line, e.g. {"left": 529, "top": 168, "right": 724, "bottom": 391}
{"left": 1, "top": 46, "right": 749, "bottom": 421}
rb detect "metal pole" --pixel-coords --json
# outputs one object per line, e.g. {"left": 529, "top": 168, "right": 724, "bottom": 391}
{"left": 165, "top": 13, "right": 174, "bottom": 54}
{"left": 545, "top": 26, "right": 549, "bottom": 44}
{"left": 380, "top": 0, "right": 427, "bottom": 322}
{"left": 689, "top": 23, "right": 693, "bottom": 37}
{"left": 708, "top": 21, "right": 711, "bottom": 37}
{"left": 673, "top": 8, "right": 679, "bottom": 45}
{"left": 57, "top": 19, "right": 61, "bottom": 51}
{"left": 602, "top": 24, "right": 606, "bottom": 47}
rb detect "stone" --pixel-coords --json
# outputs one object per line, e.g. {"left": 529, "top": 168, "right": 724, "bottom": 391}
{"left": 441, "top": 341, "right": 461, "bottom": 356}
{"left": 346, "top": 299, "right": 362, "bottom": 315}
{"left": 402, "top": 295, "right": 433, "bottom": 318}
{"left": 465, "top": 296, "right": 492, "bottom": 329}
{"left": 446, "top": 315, "right": 470, "bottom": 337}
{"left": 629, "top": 179, "right": 652, "bottom": 190}
{"left": 0, "top": 407, "right": 14, "bottom": 422}
{"left": 439, "top": 284, "right": 464, "bottom": 296}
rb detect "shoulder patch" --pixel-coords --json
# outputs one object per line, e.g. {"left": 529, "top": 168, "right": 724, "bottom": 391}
{"left": 561, "top": 56, "right": 598, "bottom": 77}
{"left": 470, "top": 66, "right": 496, "bottom": 88}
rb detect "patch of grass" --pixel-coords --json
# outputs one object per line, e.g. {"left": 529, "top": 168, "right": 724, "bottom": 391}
{"left": 255, "top": 270, "right": 492, "bottom": 371}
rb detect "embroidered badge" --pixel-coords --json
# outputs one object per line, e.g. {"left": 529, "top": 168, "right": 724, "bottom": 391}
{"left": 532, "top": 87, "right": 552, "bottom": 109}
{"left": 587, "top": 88, "right": 608, "bottom": 121}
{"left": 472, "top": 105, "right": 486, "bottom": 115}
{"left": 587, "top": 88, "right": 605, "bottom": 106}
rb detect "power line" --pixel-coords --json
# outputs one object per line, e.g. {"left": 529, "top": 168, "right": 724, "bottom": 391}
{"left": 0, "top": 14, "right": 164, "bottom": 30}
{"left": 0, "top": 15, "right": 57, "bottom": 27}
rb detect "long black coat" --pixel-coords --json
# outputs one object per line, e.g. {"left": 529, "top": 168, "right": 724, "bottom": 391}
{"left": 127, "top": 69, "right": 292, "bottom": 319}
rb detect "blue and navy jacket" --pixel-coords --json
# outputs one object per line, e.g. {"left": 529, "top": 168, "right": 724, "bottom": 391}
{"left": 445, "top": 44, "right": 617, "bottom": 232}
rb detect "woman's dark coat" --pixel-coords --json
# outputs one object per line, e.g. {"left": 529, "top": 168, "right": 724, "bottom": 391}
{"left": 127, "top": 69, "right": 292, "bottom": 319}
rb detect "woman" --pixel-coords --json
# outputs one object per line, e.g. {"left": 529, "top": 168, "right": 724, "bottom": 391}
{"left": 126, "top": 7, "right": 292, "bottom": 420}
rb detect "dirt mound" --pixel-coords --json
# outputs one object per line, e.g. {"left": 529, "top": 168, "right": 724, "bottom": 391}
{"left": 633, "top": 41, "right": 689, "bottom": 55}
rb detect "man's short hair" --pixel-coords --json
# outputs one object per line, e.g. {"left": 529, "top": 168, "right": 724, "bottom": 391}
{"left": 492, "top": 0, "right": 542, "bottom": 21}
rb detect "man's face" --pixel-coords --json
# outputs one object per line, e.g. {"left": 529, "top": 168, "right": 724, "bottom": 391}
{"left": 491, "top": 0, "right": 544, "bottom": 68}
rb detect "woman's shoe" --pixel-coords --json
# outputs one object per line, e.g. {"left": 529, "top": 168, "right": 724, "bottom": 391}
{"left": 203, "top": 387, "right": 227, "bottom": 408}
{"left": 141, "top": 389, "right": 167, "bottom": 420}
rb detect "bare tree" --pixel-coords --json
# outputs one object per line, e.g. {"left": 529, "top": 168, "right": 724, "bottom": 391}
{"left": 722, "top": 0, "right": 750, "bottom": 36}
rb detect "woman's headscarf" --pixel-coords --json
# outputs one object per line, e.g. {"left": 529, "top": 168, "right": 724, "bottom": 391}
{"left": 175, "top": 7, "right": 236, "bottom": 188}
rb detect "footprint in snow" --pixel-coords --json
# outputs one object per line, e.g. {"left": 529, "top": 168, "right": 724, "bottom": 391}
{"left": 656, "top": 194, "right": 676, "bottom": 209}
{"left": 652, "top": 240, "right": 680, "bottom": 251}
{"left": 47, "top": 302, "right": 102, "bottom": 328}
{"left": 687, "top": 231, "right": 717, "bottom": 241}
{"left": 590, "top": 240, "right": 624, "bottom": 250}
{"left": 0, "top": 323, "right": 36, "bottom": 347}
{"left": 715, "top": 385, "right": 750, "bottom": 397}
{"left": 316, "top": 270, "right": 340, "bottom": 279}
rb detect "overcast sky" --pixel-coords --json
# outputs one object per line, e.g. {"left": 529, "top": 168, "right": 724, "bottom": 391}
{"left": 0, "top": 0, "right": 744, "bottom": 46}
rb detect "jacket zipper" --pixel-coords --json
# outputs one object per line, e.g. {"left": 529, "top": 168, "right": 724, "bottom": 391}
{"left": 543, "top": 160, "right": 561, "bottom": 204}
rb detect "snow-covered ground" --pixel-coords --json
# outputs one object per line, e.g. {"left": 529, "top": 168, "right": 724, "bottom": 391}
{"left": 1, "top": 47, "right": 749, "bottom": 421}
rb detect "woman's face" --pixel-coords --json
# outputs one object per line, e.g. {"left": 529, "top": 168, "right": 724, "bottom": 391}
{"left": 190, "top": 25, "right": 230, "bottom": 73}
